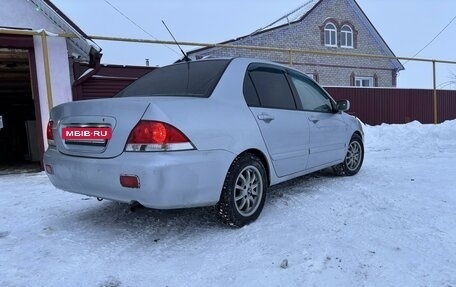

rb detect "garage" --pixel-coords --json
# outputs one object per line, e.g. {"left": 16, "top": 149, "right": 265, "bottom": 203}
{"left": 0, "top": 36, "right": 42, "bottom": 173}
{"left": 1, "top": 0, "right": 157, "bottom": 174}
{"left": 0, "top": 0, "right": 101, "bottom": 174}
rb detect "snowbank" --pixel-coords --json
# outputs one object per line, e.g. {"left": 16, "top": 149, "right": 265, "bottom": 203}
{"left": 1, "top": 121, "right": 455, "bottom": 286}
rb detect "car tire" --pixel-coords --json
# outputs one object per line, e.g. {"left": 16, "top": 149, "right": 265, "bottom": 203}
{"left": 334, "top": 133, "right": 364, "bottom": 176}
{"left": 216, "top": 153, "right": 267, "bottom": 227}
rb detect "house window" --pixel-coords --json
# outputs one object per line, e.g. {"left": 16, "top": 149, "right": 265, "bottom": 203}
{"left": 324, "top": 23, "right": 337, "bottom": 47}
{"left": 341, "top": 25, "right": 353, "bottom": 48}
{"left": 355, "top": 76, "right": 373, "bottom": 87}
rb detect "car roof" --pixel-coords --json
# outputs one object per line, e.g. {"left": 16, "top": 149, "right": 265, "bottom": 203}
{"left": 172, "top": 57, "right": 306, "bottom": 76}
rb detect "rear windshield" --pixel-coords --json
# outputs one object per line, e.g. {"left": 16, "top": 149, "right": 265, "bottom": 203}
{"left": 115, "top": 59, "right": 230, "bottom": 98}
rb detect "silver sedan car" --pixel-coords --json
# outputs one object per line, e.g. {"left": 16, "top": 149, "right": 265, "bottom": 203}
{"left": 44, "top": 57, "right": 364, "bottom": 227}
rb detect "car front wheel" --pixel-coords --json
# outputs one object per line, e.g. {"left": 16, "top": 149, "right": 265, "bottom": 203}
{"left": 216, "top": 153, "right": 267, "bottom": 227}
{"left": 334, "top": 134, "right": 364, "bottom": 176}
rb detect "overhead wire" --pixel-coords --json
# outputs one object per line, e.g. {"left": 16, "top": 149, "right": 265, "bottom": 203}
{"left": 101, "top": 0, "right": 180, "bottom": 56}
{"left": 403, "top": 14, "right": 456, "bottom": 66}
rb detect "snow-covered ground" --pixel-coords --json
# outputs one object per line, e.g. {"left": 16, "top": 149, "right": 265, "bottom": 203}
{"left": 1, "top": 121, "right": 456, "bottom": 287}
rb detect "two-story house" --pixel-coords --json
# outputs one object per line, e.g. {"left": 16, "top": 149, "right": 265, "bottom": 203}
{"left": 187, "top": 0, "right": 404, "bottom": 87}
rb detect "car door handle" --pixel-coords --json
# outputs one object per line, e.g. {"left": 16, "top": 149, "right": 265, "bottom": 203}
{"left": 257, "top": 113, "right": 275, "bottom": 121}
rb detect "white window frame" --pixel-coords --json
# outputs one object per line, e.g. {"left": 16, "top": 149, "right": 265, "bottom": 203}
{"left": 341, "top": 25, "right": 353, "bottom": 48}
{"left": 355, "top": 76, "right": 373, "bottom": 87}
{"left": 324, "top": 23, "right": 337, "bottom": 47}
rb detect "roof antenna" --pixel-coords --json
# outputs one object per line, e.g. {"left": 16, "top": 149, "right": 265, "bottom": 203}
{"left": 162, "top": 20, "right": 191, "bottom": 62}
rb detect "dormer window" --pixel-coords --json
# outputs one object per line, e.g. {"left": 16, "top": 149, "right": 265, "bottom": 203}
{"left": 324, "top": 23, "right": 337, "bottom": 47}
{"left": 341, "top": 25, "right": 353, "bottom": 48}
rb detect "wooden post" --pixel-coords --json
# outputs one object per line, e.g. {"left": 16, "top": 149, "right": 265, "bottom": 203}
{"left": 289, "top": 50, "right": 293, "bottom": 65}
{"left": 41, "top": 31, "right": 53, "bottom": 111}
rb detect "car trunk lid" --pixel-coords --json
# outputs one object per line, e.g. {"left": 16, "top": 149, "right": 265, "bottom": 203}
{"left": 51, "top": 98, "right": 149, "bottom": 158}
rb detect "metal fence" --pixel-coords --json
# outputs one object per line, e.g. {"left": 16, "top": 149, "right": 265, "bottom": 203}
{"left": 324, "top": 87, "right": 456, "bottom": 125}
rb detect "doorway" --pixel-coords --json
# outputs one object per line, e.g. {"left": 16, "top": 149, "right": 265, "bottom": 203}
{"left": 0, "top": 48, "right": 41, "bottom": 174}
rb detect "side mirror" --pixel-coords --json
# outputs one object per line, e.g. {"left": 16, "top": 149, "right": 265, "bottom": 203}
{"left": 336, "top": 100, "right": 350, "bottom": 112}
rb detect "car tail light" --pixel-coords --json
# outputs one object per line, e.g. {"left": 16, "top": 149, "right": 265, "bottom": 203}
{"left": 125, "top": 120, "right": 194, "bottom": 152}
{"left": 47, "top": 120, "right": 55, "bottom": 146}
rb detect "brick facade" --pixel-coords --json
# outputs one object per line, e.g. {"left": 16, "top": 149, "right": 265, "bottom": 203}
{"left": 188, "top": 0, "right": 403, "bottom": 87}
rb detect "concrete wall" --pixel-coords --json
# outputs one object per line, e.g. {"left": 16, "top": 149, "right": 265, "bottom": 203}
{"left": 189, "top": 0, "right": 399, "bottom": 87}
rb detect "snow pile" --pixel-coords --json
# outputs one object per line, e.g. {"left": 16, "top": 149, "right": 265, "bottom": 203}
{"left": 365, "top": 120, "right": 456, "bottom": 156}
{"left": 0, "top": 121, "right": 455, "bottom": 286}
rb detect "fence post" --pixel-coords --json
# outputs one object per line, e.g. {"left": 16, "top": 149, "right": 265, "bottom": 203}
{"left": 289, "top": 50, "right": 293, "bottom": 65}
{"left": 433, "top": 60, "right": 438, "bottom": 124}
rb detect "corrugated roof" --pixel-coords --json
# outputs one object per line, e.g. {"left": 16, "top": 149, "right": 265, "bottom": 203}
{"left": 251, "top": 0, "right": 320, "bottom": 35}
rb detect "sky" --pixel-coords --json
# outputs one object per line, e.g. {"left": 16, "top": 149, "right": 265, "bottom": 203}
{"left": 50, "top": 0, "right": 456, "bottom": 89}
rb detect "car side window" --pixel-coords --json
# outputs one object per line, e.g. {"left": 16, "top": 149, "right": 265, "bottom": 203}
{"left": 289, "top": 73, "right": 333, "bottom": 113}
{"left": 243, "top": 73, "right": 261, "bottom": 107}
{"left": 249, "top": 68, "right": 297, "bottom": 110}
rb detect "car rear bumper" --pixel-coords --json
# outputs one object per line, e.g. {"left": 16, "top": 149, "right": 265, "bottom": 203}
{"left": 43, "top": 147, "right": 234, "bottom": 209}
